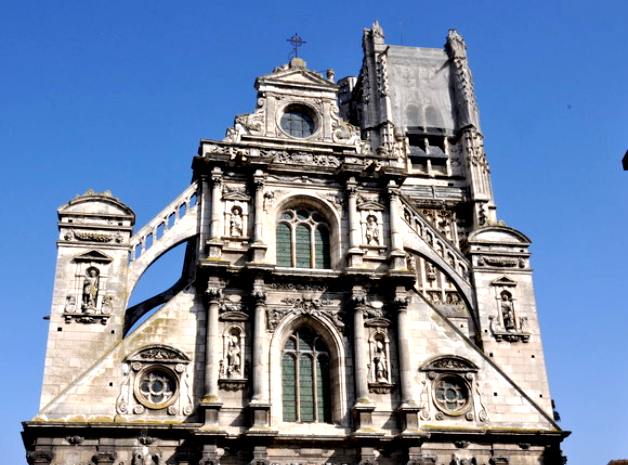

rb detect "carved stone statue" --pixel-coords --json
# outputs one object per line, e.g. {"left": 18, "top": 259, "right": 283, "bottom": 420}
{"left": 227, "top": 335, "right": 241, "bottom": 376}
{"left": 500, "top": 292, "right": 516, "bottom": 331}
{"left": 374, "top": 340, "right": 388, "bottom": 382}
{"left": 82, "top": 267, "right": 100, "bottom": 313}
{"left": 230, "top": 206, "right": 243, "bottom": 237}
{"left": 365, "top": 215, "right": 380, "bottom": 245}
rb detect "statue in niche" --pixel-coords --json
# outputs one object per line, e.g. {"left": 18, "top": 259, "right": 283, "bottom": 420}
{"left": 373, "top": 340, "right": 389, "bottom": 382}
{"left": 81, "top": 267, "right": 100, "bottom": 313}
{"left": 500, "top": 291, "right": 516, "bottom": 331}
{"left": 365, "top": 215, "right": 380, "bottom": 245}
{"left": 227, "top": 334, "right": 241, "bottom": 376}
{"left": 230, "top": 206, "right": 243, "bottom": 237}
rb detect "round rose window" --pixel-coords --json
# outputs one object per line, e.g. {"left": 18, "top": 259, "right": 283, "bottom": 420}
{"left": 135, "top": 367, "right": 178, "bottom": 409}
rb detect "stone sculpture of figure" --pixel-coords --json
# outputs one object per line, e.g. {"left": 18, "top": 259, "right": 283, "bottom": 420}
{"left": 82, "top": 267, "right": 100, "bottom": 313}
{"left": 230, "top": 206, "right": 243, "bottom": 237}
{"left": 500, "top": 291, "right": 516, "bottom": 331}
{"left": 365, "top": 215, "right": 380, "bottom": 245}
{"left": 374, "top": 340, "right": 388, "bottom": 382}
{"left": 227, "top": 335, "right": 241, "bottom": 376}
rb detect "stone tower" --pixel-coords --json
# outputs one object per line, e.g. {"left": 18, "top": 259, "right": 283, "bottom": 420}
{"left": 23, "top": 23, "right": 568, "bottom": 465}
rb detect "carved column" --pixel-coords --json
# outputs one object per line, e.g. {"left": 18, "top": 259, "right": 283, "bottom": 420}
{"left": 208, "top": 168, "right": 224, "bottom": 259}
{"left": 199, "top": 175, "right": 211, "bottom": 247}
{"left": 203, "top": 283, "right": 223, "bottom": 426}
{"left": 249, "top": 281, "right": 271, "bottom": 428}
{"left": 210, "top": 168, "right": 223, "bottom": 240}
{"left": 250, "top": 170, "right": 268, "bottom": 262}
{"left": 394, "top": 289, "right": 421, "bottom": 433}
{"left": 353, "top": 298, "right": 369, "bottom": 402}
{"left": 346, "top": 178, "right": 364, "bottom": 268}
{"left": 251, "top": 287, "right": 267, "bottom": 401}
{"left": 387, "top": 182, "right": 406, "bottom": 269}
{"left": 351, "top": 289, "right": 376, "bottom": 434}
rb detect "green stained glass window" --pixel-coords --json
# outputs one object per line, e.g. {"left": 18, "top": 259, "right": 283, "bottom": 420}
{"left": 314, "top": 226, "right": 330, "bottom": 269}
{"left": 276, "top": 223, "right": 292, "bottom": 267}
{"left": 282, "top": 328, "right": 332, "bottom": 423}
{"left": 276, "top": 208, "right": 331, "bottom": 269}
{"left": 295, "top": 225, "right": 311, "bottom": 268}
{"left": 299, "top": 356, "right": 315, "bottom": 421}
{"left": 316, "top": 355, "right": 332, "bottom": 423}
{"left": 282, "top": 354, "right": 297, "bottom": 421}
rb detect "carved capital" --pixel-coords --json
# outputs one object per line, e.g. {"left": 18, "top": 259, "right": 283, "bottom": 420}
{"left": 211, "top": 174, "right": 223, "bottom": 187}
{"left": 26, "top": 451, "right": 54, "bottom": 465}
{"left": 206, "top": 287, "right": 223, "bottom": 303}
{"left": 252, "top": 290, "right": 267, "bottom": 305}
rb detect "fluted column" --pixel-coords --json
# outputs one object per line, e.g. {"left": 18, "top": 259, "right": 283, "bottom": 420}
{"left": 346, "top": 178, "right": 364, "bottom": 268}
{"left": 347, "top": 178, "right": 360, "bottom": 248}
{"left": 395, "top": 295, "right": 413, "bottom": 405}
{"left": 251, "top": 288, "right": 267, "bottom": 402}
{"left": 250, "top": 170, "right": 268, "bottom": 263}
{"left": 204, "top": 286, "right": 222, "bottom": 401}
{"left": 387, "top": 182, "right": 406, "bottom": 269}
{"left": 353, "top": 300, "right": 369, "bottom": 402}
{"left": 394, "top": 289, "right": 421, "bottom": 434}
{"left": 210, "top": 168, "right": 223, "bottom": 240}
{"left": 253, "top": 170, "right": 265, "bottom": 242}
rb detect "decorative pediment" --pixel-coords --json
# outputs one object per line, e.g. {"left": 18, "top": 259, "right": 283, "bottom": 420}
{"left": 222, "top": 186, "right": 251, "bottom": 202}
{"left": 59, "top": 190, "right": 135, "bottom": 220}
{"left": 73, "top": 250, "right": 113, "bottom": 263}
{"left": 258, "top": 61, "right": 337, "bottom": 91}
{"left": 468, "top": 226, "right": 531, "bottom": 245}
{"left": 421, "top": 355, "right": 478, "bottom": 372}
{"left": 357, "top": 200, "right": 386, "bottom": 211}
{"left": 491, "top": 277, "right": 517, "bottom": 287}
{"left": 128, "top": 345, "right": 189, "bottom": 362}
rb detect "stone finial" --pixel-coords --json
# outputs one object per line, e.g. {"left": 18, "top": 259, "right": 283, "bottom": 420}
{"left": 372, "top": 20, "right": 385, "bottom": 43}
{"left": 446, "top": 29, "right": 467, "bottom": 59}
{"left": 326, "top": 68, "right": 335, "bottom": 82}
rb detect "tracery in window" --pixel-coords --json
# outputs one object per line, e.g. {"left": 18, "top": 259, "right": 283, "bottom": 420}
{"left": 433, "top": 375, "right": 470, "bottom": 415}
{"left": 276, "top": 208, "right": 330, "bottom": 269}
{"left": 282, "top": 327, "right": 332, "bottom": 423}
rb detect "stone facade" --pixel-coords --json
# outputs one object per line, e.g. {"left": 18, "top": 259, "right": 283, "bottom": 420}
{"left": 23, "top": 23, "right": 568, "bottom": 465}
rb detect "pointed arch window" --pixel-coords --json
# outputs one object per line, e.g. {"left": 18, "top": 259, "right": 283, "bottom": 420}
{"left": 276, "top": 208, "right": 331, "bottom": 269}
{"left": 282, "top": 327, "right": 332, "bottom": 423}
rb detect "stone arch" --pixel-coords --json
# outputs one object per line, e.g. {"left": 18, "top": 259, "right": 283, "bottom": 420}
{"left": 269, "top": 312, "right": 347, "bottom": 426}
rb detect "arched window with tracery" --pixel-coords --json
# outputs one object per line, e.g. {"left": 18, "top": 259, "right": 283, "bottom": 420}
{"left": 282, "top": 327, "right": 332, "bottom": 423}
{"left": 276, "top": 207, "right": 330, "bottom": 269}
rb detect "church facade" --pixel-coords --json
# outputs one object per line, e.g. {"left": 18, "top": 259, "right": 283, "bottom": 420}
{"left": 23, "top": 23, "right": 568, "bottom": 465}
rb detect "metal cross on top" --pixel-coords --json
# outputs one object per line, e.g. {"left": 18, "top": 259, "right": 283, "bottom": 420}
{"left": 287, "top": 33, "right": 306, "bottom": 59}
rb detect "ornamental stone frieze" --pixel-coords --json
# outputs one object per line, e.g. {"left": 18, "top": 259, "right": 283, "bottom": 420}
{"left": 266, "top": 295, "right": 344, "bottom": 331}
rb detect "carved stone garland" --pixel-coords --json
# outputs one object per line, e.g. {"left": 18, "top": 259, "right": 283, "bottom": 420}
{"left": 266, "top": 294, "right": 344, "bottom": 332}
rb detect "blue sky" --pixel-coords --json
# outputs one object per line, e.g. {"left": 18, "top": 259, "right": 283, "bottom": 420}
{"left": 2, "top": 1, "right": 627, "bottom": 463}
